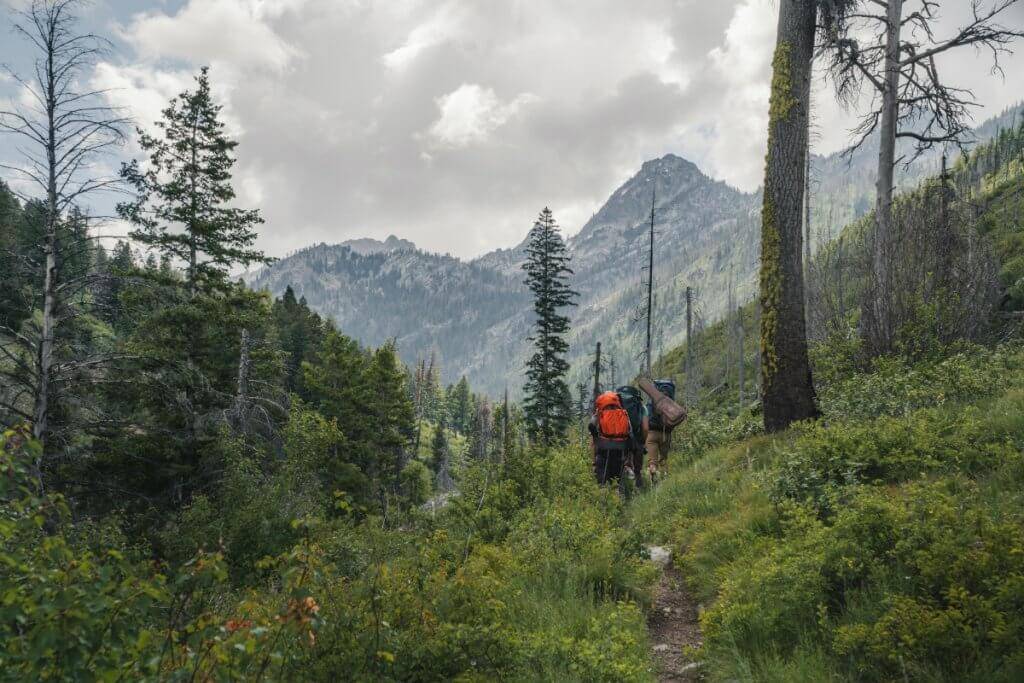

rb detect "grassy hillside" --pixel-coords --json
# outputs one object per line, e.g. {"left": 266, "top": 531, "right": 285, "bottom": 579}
{"left": 634, "top": 340, "right": 1024, "bottom": 681}
{"left": 614, "top": 98, "right": 1024, "bottom": 683}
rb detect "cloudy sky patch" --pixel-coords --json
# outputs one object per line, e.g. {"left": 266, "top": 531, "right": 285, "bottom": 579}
{"left": 1, "top": 0, "right": 1022, "bottom": 258}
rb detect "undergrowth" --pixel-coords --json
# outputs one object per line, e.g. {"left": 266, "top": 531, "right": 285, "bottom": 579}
{"left": 636, "top": 341, "right": 1024, "bottom": 682}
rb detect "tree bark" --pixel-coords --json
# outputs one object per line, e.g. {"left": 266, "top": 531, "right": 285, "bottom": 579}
{"left": 759, "top": 0, "right": 819, "bottom": 432}
{"left": 869, "top": 0, "right": 904, "bottom": 354}
{"left": 737, "top": 307, "right": 745, "bottom": 411}
{"left": 33, "top": 25, "right": 60, "bottom": 463}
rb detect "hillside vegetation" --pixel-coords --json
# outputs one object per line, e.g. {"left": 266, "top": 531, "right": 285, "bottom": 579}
{"left": 3, "top": 1, "right": 1024, "bottom": 678}
{"left": 4, "top": 121, "right": 1024, "bottom": 681}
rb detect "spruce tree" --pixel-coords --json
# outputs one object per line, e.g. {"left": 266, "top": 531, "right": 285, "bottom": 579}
{"left": 118, "top": 67, "right": 269, "bottom": 296}
{"left": 521, "top": 208, "right": 577, "bottom": 447}
{"left": 447, "top": 377, "right": 472, "bottom": 433}
{"left": 430, "top": 419, "right": 448, "bottom": 475}
{"left": 364, "top": 341, "right": 416, "bottom": 510}
{"left": 93, "top": 69, "right": 276, "bottom": 513}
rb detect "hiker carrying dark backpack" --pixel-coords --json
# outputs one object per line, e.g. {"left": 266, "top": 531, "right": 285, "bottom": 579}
{"left": 616, "top": 385, "right": 649, "bottom": 489}
{"left": 645, "top": 379, "right": 677, "bottom": 481}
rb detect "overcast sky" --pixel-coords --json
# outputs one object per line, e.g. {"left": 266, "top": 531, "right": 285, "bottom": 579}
{"left": 2, "top": 0, "right": 1023, "bottom": 258}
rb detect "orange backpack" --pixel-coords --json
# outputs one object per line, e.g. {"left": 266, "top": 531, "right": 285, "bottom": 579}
{"left": 595, "top": 391, "right": 631, "bottom": 442}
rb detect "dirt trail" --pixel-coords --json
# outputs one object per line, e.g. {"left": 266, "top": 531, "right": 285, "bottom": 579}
{"left": 647, "top": 560, "right": 704, "bottom": 682}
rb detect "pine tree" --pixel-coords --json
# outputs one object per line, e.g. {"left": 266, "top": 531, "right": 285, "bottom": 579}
{"left": 467, "top": 399, "right": 492, "bottom": 461}
{"left": 759, "top": 0, "right": 819, "bottom": 432}
{"left": 95, "top": 240, "right": 136, "bottom": 332}
{"left": 363, "top": 341, "right": 416, "bottom": 510}
{"left": 91, "top": 69, "right": 278, "bottom": 513}
{"left": 521, "top": 208, "right": 577, "bottom": 447}
{"left": 303, "top": 330, "right": 372, "bottom": 469}
{"left": 118, "top": 67, "right": 269, "bottom": 296}
{"left": 447, "top": 376, "right": 472, "bottom": 433}
{"left": 430, "top": 419, "right": 448, "bottom": 475}
{"left": 0, "top": 181, "right": 29, "bottom": 332}
{"left": 273, "top": 285, "right": 326, "bottom": 396}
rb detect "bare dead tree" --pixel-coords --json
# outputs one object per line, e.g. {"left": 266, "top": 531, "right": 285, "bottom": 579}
{"left": 820, "top": 0, "right": 1024, "bottom": 353}
{"left": 0, "top": 0, "right": 127, "bottom": 476}
{"left": 888, "top": 173, "right": 1000, "bottom": 353}
{"left": 222, "top": 328, "right": 284, "bottom": 441}
{"left": 736, "top": 305, "right": 746, "bottom": 412}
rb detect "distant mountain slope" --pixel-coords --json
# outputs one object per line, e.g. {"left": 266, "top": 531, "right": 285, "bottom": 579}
{"left": 562, "top": 155, "right": 760, "bottom": 390}
{"left": 337, "top": 235, "right": 416, "bottom": 255}
{"left": 247, "top": 244, "right": 531, "bottom": 388}
{"left": 248, "top": 154, "right": 758, "bottom": 393}
{"left": 809, "top": 103, "right": 1024, "bottom": 248}
{"left": 248, "top": 103, "right": 1022, "bottom": 395}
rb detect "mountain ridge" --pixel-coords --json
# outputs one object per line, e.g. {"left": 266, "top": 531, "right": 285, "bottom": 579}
{"left": 247, "top": 103, "right": 1022, "bottom": 394}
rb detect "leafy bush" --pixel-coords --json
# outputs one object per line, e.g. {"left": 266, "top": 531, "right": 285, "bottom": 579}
{"left": 1, "top": 426, "right": 340, "bottom": 681}
{"left": 817, "top": 343, "right": 1024, "bottom": 421}
{"left": 828, "top": 481, "right": 1024, "bottom": 681}
{"left": 698, "top": 475, "right": 1024, "bottom": 682}
{"left": 771, "top": 398, "right": 1023, "bottom": 517}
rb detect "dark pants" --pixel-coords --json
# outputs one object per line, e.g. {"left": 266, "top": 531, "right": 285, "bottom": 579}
{"left": 594, "top": 448, "right": 625, "bottom": 485}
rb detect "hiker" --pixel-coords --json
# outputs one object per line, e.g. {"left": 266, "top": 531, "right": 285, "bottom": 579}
{"left": 616, "top": 385, "right": 649, "bottom": 489}
{"left": 589, "top": 391, "right": 632, "bottom": 486}
{"left": 645, "top": 379, "right": 677, "bottom": 481}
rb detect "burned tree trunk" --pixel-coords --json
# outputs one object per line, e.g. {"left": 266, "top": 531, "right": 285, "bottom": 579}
{"left": 867, "top": 0, "right": 903, "bottom": 354}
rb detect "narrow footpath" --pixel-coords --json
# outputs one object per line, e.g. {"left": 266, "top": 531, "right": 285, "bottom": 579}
{"left": 646, "top": 549, "right": 704, "bottom": 682}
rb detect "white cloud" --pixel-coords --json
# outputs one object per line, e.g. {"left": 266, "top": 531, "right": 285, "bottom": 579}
{"left": 22, "top": 0, "right": 1017, "bottom": 261}
{"left": 427, "top": 84, "right": 537, "bottom": 147}
{"left": 92, "top": 63, "right": 194, "bottom": 132}
{"left": 382, "top": 2, "right": 464, "bottom": 71}
{"left": 697, "top": 0, "right": 778, "bottom": 189}
{"left": 118, "top": 0, "right": 304, "bottom": 73}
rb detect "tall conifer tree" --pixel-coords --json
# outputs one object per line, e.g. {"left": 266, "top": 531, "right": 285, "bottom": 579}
{"left": 118, "top": 67, "right": 268, "bottom": 296}
{"left": 98, "top": 69, "right": 274, "bottom": 510}
{"left": 521, "top": 208, "right": 577, "bottom": 447}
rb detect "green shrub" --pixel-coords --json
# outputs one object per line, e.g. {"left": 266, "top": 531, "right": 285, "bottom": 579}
{"left": 827, "top": 482, "right": 1024, "bottom": 681}
{"left": 817, "top": 344, "right": 1023, "bottom": 421}
{"left": 400, "top": 460, "right": 432, "bottom": 508}
{"left": 701, "top": 504, "right": 829, "bottom": 658}
{"left": 771, "top": 399, "right": 1023, "bottom": 517}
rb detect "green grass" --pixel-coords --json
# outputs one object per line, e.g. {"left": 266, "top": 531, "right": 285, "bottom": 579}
{"left": 629, "top": 343, "right": 1024, "bottom": 682}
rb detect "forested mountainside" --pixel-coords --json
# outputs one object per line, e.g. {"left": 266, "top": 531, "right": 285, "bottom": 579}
{"left": 248, "top": 155, "right": 759, "bottom": 394}
{"left": 249, "top": 104, "right": 1022, "bottom": 395}
{"left": 246, "top": 243, "right": 531, "bottom": 390}
{"left": 809, "top": 103, "right": 1024, "bottom": 249}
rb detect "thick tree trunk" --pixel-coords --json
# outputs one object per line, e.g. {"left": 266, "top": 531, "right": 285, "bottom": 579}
{"left": 869, "top": 0, "right": 903, "bottom": 353}
{"left": 759, "top": 0, "right": 819, "bottom": 432}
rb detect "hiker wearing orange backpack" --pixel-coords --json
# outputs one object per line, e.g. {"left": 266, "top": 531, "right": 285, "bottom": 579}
{"left": 588, "top": 390, "right": 647, "bottom": 487}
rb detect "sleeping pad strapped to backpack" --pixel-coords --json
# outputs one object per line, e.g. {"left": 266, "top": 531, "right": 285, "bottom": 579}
{"left": 647, "top": 379, "right": 677, "bottom": 432}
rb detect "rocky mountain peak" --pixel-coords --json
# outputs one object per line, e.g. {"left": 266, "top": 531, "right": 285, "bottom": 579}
{"left": 339, "top": 234, "right": 417, "bottom": 255}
